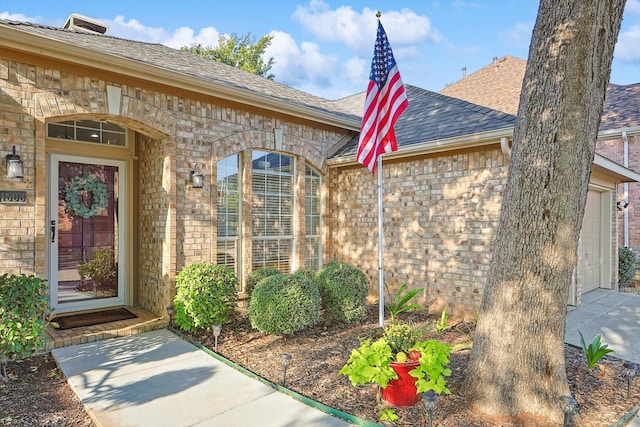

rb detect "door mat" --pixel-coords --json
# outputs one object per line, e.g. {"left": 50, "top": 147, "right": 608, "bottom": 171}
{"left": 51, "top": 307, "right": 137, "bottom": 330}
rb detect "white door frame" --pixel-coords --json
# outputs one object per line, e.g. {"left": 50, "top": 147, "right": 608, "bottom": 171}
{"left": 48, "top": 153, "right": 127, "bottom": 314}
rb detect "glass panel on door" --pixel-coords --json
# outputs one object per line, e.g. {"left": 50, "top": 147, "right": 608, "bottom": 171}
{"left": 56, "top": 161, "right": 119, "bottom": 303}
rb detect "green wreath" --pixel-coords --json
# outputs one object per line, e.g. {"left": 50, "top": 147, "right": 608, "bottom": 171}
{"left": 64, "top": 174, "right": 109, "bottom": 219}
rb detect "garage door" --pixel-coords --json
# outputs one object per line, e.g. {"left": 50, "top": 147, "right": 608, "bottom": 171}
{"left": 579, "top": 190, "right": 601, "bottom": 294}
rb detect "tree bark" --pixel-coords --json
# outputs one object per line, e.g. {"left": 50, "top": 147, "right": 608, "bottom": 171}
{"left": 463, "top": 0, "right": 625, "bottom": 422}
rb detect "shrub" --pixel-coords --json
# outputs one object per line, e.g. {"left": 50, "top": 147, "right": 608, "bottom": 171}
{"left": 0, "top": 274, "right": 51, "bottom": 382}
{"left": 249, "top": 271, "right": 321, "bottom": 335}
{"left": 619, "top": 246, "right": 636, "bottom": 288}
{"left": 316, "top": 261, "right": 369, "bottom": 325}
{"left": 77, "top": 249, "right": 116, "bottom": 291}
{"left": 245, "top": 267, "right": 282, "bottom": 296}
{"left": 174, "top": 263, "right": 238, "bottom": 332}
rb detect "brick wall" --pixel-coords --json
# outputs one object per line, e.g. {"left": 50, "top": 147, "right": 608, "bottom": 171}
{"left": 0, "top": 55, "right": 349, "bottom": 316}
{"left": 597, "top": 134, "right": 640, "bottom": 253}
{"left": 326, "top": 148, "right": 508, "bottom": 318}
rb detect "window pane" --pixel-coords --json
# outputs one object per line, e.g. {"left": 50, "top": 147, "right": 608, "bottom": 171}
{"left": 217, "top": 155, "right": 240, "bottom": 274}
{"left": 305, "top": 166, "right": 322, "bottom": 269}
{"left": 252, "top": 151, "right": 294, "bottom": 273}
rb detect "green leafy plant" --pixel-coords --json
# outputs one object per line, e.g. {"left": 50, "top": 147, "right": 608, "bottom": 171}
{"left": 249, "top": 270, "right": 321, "bottom": 335}
{"left": 0, "top": 274, "right": 51, "bottom": 383}
{"left": 578, "top": 330, "right": 615, "bottom": 370}
{"left": 315, "top": 261, "right": 369, "bottom": 326}
{"left": 339, "top": 323, "right": 452, "bottom": 393}
{"left": 77, "top": 249, "right": 116, "bottom": 292}
{"left": 174, "top": 263, "right": 238, "bottom": 332}
{"left": 385, "top": 283, "right": 422, "bottom": 323}
{"left": 435, "top": 307, "right": 449, "bottom": 334}
{"left": 245, "top": 266, "right": 282, "bottom": 296}
{"left": 619, "top": 246, "right": 637, "bottom": 288}
{"left": 379, "top": 408, "right": 399, "bottom": 423}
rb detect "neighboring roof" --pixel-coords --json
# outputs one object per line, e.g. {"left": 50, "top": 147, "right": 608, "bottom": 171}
{"left": 0, "top": 19, "right": 361, "bottom": 129}
{"left": 330, "top": 84, "right": 516, "bottom": 159}
{"left": 440, "top": 55, "right": 640, "bottom": 133}
{"left": 600, "top": 83, "right": 640, "bottom": 131}
{"left": 439, "top": 55, "right": 526, "bottom": 115}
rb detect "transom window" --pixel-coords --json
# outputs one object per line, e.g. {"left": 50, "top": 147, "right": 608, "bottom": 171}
{"left": 47, "top": 120, "right": 126, "bottom": 146}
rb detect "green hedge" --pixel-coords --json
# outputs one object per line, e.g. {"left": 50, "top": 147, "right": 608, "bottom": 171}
{"left": 316, "top": 261, "right": 369, "bottom": 326}
{"left": 174, "top": 263, "right": 238, "bottom": 332}
{"left": 245, "top": 267, "right": 282, "bottom": 296}
{"left": 619, "top": 246, "right": 637, "bottom": 288}
{"left": 249, "top": 270, "right": 321, "bottom": 335}
{"left": 0, "top": 274, "right": 51, "bottom": 365}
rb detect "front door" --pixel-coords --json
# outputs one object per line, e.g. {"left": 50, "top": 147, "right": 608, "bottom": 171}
{"left": 49, "top": 154, "right": 126, "bottom": 313}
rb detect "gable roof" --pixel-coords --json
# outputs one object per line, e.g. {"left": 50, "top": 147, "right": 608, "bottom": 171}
{"left": 439, "top": 55, "right": 640, "bottom": 132}
{"left": 439, "top": 55, "right": 526, "bottom": 116}
{"left": 0, "top": 19, "right": 361, "bottom": 130}
{"left": 330, "top": 84, "right": 516, "bottom": 159}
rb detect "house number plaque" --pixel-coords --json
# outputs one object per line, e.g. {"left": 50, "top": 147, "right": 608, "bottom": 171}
{"left": 0, "top": 190, "right": 27, "bottom": 204}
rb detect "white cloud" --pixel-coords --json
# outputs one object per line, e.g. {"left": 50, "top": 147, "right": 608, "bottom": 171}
{"left": 615, "top": 24, "right": 640, "bottom": 62}
{"left": 104, "top": 16, "right": 219, "bottom": 50}
{"left": 502, "top": 22, "right": 534, "bottom": 48}
{"left": 266, "top": 30, "right": 337, "bottom": 88}
{"left": 292, "top": 0, "right": 440, "bottom": 53}
{"left": 626, "top": 0, "right": 640, "bottom": 15}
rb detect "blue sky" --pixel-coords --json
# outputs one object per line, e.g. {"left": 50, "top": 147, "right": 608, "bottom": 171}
{"left": 2, "top": 1, "right": 640, "bottom": 100}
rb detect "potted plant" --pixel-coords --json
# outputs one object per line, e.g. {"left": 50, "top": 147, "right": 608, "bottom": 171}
{"left": 339, "top": 322, "right": 452, "bottom": 409}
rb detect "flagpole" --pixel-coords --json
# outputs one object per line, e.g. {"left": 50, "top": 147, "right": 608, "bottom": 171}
{"left": 377, "top": 154, "right": 384, "bottom": 328}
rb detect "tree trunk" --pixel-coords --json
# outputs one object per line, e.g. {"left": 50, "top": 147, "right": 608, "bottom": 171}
{"left": 463, "top": 0, "right": 625, "bottom": 422}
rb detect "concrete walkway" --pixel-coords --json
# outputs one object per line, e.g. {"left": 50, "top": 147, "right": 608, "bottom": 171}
{"left": 52, "top": 329, "right": 355, "bottom": 427}
{"left": 51, "top": 289, "right": 640, "bottom": 427}
{"left": 565, "top": 289, "right": 640, "bottom": 364}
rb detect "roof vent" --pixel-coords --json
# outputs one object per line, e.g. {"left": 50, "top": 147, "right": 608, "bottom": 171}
{"left": 63, "top": 14, "right": 108, "bottom": 35}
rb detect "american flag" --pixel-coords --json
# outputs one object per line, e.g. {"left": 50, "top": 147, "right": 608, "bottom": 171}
{"left": 357, "top": 21, "right": 408, "bottom": 174}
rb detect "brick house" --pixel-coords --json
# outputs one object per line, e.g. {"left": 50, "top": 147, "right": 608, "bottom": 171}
{"left": 1, "top": 18, "right": 637, "bottom": 321}
{"left": 441, "top": 55, "right": 640, "bottom": 256}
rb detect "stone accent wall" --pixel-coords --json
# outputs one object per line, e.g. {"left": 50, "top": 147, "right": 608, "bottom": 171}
{"left": 326, "top": 148, "right": 508, "bottom": 318}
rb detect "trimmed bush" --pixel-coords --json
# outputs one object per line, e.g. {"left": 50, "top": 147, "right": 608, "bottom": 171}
{"left": 246, "top": 267, "right": 282, "bottom": 296}
{"left": 316, "top": 261, "right": 369, "bottom": 326}
{"left": 249, "top": 271, "right": 321, "bottom": 335}
{"left": 174, "top": 263, "right": 238, "bottom": 332}
{"left": 619, "top": 246, "right": 637, "bottom": 288}
{"left": 1, "top": 274, "right": 51, "bottom": 381}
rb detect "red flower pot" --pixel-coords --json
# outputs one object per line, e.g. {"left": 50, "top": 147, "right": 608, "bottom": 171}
{"left": 380, "top": 360, "right": 421, "bottom": 407}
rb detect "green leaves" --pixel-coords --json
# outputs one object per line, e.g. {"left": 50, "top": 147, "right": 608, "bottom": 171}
{"left": 173, "top": 264, "right": 238, "bottom": 332}
{"left": 339, "top": 338, "right": 397, "bottom": 388}
{"left": 578, "top": 330, "right": 615, "bottom": 370}
{"left": 385, "top": 283, "right": 422, "bottom": 323}
{"left": 0, "top": 274, "right": 51, "bottom": 381}
{"left": 410, "top": 340, "right": 452, "bottom": 395}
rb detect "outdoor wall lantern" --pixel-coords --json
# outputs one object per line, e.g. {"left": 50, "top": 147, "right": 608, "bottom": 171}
{"left": 617, "top": 200, "right": 629, "bottom": 211}
{"left": 5, "top": 145, "right": 23, "bottom": 179}
{"left": 190, "top": 164, "right": 204, "bottom": 189}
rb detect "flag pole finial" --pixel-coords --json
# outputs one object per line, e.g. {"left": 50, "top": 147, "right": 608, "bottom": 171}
{"left": 376, "top": 11, "right": 381, "bottom": 20}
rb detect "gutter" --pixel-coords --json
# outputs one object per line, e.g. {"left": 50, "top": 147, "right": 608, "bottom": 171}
{"left": 0, "top": 25, "right": 361, "bottom": 131}
{"left": 623, "top": 131, "right": 630, "bottom": 247}
{"left": 327, "top": 127, "right": 515, "bottom": 167}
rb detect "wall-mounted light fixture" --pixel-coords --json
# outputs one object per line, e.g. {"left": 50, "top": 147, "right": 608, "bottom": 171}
{"left": 190, "top": 164, "right": 204, "bottom": 188}
{"left": 617, "top": 200, "right": 629, "bottom": 211}
{"left": 5, "top": 145, "right": 23, "bottom": 179}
